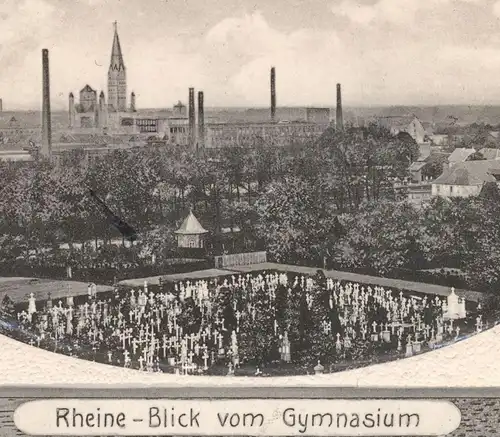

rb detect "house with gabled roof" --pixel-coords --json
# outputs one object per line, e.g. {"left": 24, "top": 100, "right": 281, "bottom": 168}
{"left": 447, "top": 148, "right": 476, "bottom": 167}
{"left": 377, "top": 115, "right": 426, "bottom": 144}
{"left": 432, "top": 159, "right": 500, "bottom": 198}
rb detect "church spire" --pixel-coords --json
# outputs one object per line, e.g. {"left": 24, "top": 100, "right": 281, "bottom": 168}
{"left": 109, "top": 21, "right": 125, "bottom": 72}
{"left": 107, "top": 21, "right": 127, "bottom": 112}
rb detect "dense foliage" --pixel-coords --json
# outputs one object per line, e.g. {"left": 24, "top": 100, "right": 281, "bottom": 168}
{"left": 3, "top": 123, "right": 500, "bottom": 295}
{"left": 0, "top": 124, "right": 415, "bottom": 263}
{"left": 333, "top": 188, "right": 500, "bottom": 294}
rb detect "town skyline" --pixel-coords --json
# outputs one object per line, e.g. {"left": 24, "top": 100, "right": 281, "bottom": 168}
{"left": 3, "top": 0, "right": 500, "bottom": 110}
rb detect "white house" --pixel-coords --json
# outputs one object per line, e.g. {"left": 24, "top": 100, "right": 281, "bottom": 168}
{"left": 432, "top": 159, "right": 500, "bottom": 198}
{"left": 377, "top": 115, "right": 426, "bottom": 144}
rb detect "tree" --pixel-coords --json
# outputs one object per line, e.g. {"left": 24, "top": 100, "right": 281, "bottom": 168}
{"left": 462, "top": 186, "right": 500, "bottom": 292}
{"left": 238, "top": 286, "right": 279, "bottom": 365}
{"left": 137, "top": 224, "right": 177, "bottom": 263}
{"left": 419, "top": 196, "right": 480, "bottom": 269}
{"left": 310, "top": 124, "right": 419, "bottom": 212}
{"left": 334, "top": 200, "right": 423, "bottom": 275}
{"left": 423, "top": 154, "right": 447, "bottom": 180}
{"left": 0, "top": 295, "right": 15, "bottom": 316}
{"left": 255, "top": 176, "right": 339, "bottom": 264}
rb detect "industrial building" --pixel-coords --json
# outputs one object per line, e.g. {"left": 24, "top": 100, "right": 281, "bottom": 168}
{"left": 13, "top": 24, "right": 340, "bottom": 164}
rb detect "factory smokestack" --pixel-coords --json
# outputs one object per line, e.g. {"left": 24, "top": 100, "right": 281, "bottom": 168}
{"left": 69, "top": 93, "right": 75, "bottom": 128}
{"left": 198, "top": 91, "right": 204, "bottom": 148}
{"left": 270, "top": 67, "right": 276, "bottom": 122}
{"left": 42, "top": 49, "right": 52, "bottom": 159}
{"left": 188, "top": 87, "right": 195, "bottom": 147}
{"left": 336, "top": 83, "right": 343, "bottom": 132}
{"left": 98, "top": 91, "right": 106, "bottom": 129}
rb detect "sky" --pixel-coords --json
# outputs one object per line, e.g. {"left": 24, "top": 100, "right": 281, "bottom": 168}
{"left": 2, "top": 0, "right": 500, "bottom": 110}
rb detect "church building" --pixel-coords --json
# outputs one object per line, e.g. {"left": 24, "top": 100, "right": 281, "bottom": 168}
{"left": 68, "top": 22, "right": 136, "bottom": 131}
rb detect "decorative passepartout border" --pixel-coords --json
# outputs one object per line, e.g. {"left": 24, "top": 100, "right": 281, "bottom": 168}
{"left": 0, "top": 393, "right": 498, "bottom": 437}
{"left": 2, "top": 386, "right": 500, "bottom": 398}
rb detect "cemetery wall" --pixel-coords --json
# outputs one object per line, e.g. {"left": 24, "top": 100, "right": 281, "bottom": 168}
{"left": 214, "top": 251, "right": 267, "bottom": 269}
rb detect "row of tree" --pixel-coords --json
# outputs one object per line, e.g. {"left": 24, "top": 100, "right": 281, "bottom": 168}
{"left": 0, "top": 124, "right": 419, "bottom": 266}
{"left": 257, "top": 183, "right": 500, "bottom": 294}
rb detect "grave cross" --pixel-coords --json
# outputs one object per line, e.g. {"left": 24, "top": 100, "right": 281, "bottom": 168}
{"left": 202, "top": 350, "right": 209, "bottom": 370}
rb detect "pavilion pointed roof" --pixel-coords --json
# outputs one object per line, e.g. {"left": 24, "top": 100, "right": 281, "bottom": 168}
{"left": 109, "top": 22, "right": 125, "bottom": 72}
{"left": 175, "top": 210, "right": 208, "bottom": 235}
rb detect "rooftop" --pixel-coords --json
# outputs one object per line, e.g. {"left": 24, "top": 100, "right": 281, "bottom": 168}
{"left": 377, "top": 115, "right": 418, "bottom": 130}
{"left": 409, "top": 161, "right": 427, "bottom": 172}
{"left": 175, "top": 210, "right": 208, "bottom": 235}
{"left": 206, "top": 120, "right": 318, "bottom": 127}
{"left": 479, "top": 148, "right": 500, "bottom": 160}
{"left": 433, "top": 159, "right": 500, "bottom": 185}
{"left": 80, "top": 84, "right": 96, "bottom": 93}
{"left": 448, "top": 147, "right": 476, "bottom": 163}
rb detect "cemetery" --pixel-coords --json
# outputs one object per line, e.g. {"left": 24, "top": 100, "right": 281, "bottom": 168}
{"left": 0, "top": 267, "right": 487, "bottom": 377}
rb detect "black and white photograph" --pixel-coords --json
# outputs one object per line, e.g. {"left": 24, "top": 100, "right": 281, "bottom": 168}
{"left": 2, "top": 1, "right": 500, "bottom": 434}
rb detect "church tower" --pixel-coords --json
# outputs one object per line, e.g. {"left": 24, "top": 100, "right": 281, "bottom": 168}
{"left": 107, "top": 21, "right": 127, "bottom": 112}
{"left": 68, "top": 92, "right": 75, "bottom": 128}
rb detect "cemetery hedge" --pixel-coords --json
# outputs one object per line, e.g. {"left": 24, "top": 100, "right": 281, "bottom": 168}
{"left": 0, "top": 258, "right": 210, "bottom": 285}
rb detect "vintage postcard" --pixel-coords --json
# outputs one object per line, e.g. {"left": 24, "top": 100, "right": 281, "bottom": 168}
{"left": 1, "top": 0, "right": 500, "bottom": 435}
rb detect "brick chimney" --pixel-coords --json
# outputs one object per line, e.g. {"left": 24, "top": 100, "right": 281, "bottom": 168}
{"left": 98, "top": 91, "right": 107, "bottom": 129}
{"left": 188, "top": 87, "right": 195, "bottom": 147}
{"left": 68, "top": 92, "right": 75, "bottom": 128}
{"left": 41, "top": 49, "right": 52, "bottom": 159}
{"left": 198, "top": 91, "right": 204, "bottom": 148}
{"left": 336, "top": 83, "right": 343, "bottom": 132}
{"left": 270, "top": 67, "right": 276, "bottom": 122}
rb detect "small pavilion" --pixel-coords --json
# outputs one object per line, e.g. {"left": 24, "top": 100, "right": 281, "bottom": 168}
{"left": 174, "top": 210, "right": 208, "bottom": 249}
